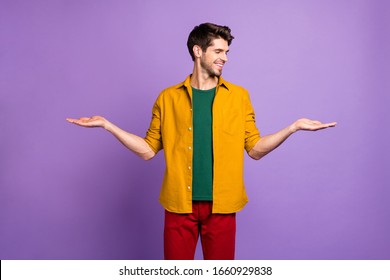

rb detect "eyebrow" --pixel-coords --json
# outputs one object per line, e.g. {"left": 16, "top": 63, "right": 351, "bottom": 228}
{"left": 214, "top": 48, "right": 229, "bottom": 52}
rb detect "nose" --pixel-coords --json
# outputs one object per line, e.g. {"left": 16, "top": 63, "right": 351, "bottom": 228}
{"left": 222, "top": 52, "right": 228, "bottom": 62}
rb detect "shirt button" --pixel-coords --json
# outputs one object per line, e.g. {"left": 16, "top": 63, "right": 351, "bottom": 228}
{"left": 188, "top": 127, "right": 192, "bottom": 131}
{"left": 187, "top": 186, "right": 191, "bottom": 190}
{"left": 188, "top": 146, "right": 192, "bottom": 150}
{"left": 188, "top": 166, "right": 191, "bottom": 170}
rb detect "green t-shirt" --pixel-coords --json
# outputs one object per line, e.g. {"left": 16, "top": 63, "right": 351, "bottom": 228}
{"left": 192, "top": 87, "right": 216, "bottom": 201}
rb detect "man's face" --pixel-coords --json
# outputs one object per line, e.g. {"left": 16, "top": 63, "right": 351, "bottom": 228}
{"left": 199, "top": 38, "right": 229, "bottom": 77}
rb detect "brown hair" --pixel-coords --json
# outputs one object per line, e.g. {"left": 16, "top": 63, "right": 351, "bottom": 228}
{"left": 187, "top": 23, "right": 234, "bottom": 61}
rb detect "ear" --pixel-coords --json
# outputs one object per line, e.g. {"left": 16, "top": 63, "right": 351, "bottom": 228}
{"left": 193, "top": 45, "right": 202, "bottom": 59}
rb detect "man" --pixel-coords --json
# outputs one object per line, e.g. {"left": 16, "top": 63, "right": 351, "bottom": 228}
{"left": 67, "top": 23, "right": 336, "bottom": 260}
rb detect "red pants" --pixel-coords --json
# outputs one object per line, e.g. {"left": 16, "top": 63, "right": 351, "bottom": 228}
{"left": 164, "top": 201, "right": 236, "bottom": 260}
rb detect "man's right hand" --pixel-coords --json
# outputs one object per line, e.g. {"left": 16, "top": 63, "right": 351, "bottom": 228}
{"left": 66, "top": 116, "right": 155, "bottom": 160}
{"left": 66, "top": 116, "right": 108, "bottom": 129}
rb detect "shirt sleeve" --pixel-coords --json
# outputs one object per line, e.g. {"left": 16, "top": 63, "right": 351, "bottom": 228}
{"left": 144, "top": 97, "right": 163, "bottom": 154}
{"left": 244, "top": 91, "right": 261, "bottom": 153}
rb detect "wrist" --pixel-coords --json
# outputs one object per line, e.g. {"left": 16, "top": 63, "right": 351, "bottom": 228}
{"left": 289, "top": 122, "right": 299, "bottom": 134}
{"left": 103, "top": 119, "right": 113, "bottom": 131}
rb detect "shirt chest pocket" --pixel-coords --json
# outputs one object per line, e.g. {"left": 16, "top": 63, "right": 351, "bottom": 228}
{"left": 221, "top": 108, "right": 244, "bottom": 136}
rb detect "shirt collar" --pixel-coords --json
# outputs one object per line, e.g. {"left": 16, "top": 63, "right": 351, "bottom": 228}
{"left": 177, "top": 75, "right": 231, "bottom": 92}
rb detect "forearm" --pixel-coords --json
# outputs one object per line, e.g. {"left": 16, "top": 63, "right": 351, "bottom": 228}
{"left": 104, "top": 121, "right": 156, "bottom": 160}
{"left": 249, "top": 123, "right": 297, "bottom": 160}
{"left": 248, "top": 117, "right": 336, "bottom": 160}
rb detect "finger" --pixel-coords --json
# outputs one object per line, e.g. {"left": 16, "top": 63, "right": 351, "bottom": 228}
{"left": 318, "top": 122, "right": 337, "bottom": 130}
{"left": 66, "top": 118, "right": 84, "bottom": 124}
{"left": 79, "top": 117, "right": 92, "bottom": 122}
{"left": 66, "top": 117, "right": 90, "bottom": 123}
{"left": 323, "top": 122, "right": 337, "bottom": 128}
{"left": 66, "top": 118, "right": 93, "bottom": 127}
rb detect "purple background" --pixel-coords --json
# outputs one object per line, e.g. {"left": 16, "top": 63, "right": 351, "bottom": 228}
{"left": 1, "top": 0, "right": 389, "bottom": 260}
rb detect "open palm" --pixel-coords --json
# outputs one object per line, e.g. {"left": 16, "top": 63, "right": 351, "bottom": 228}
{"left": 66, "top": 116, "right": 107, "bottom": 128}
{"left": 294, "top": 118, "right": 337, "bottom": 131}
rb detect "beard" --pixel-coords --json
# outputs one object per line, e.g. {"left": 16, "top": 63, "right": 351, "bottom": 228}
{"left": 200, "top": 57, "right": 222, "bottom": 77}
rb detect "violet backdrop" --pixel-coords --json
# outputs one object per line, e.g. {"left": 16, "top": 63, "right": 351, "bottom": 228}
{"left": 1, "top": 0, "right": 389, "bottom": 259}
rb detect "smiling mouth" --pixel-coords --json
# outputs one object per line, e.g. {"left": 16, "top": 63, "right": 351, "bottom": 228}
{"left": 215, "top": 62, "right": 224, "bottom": 69}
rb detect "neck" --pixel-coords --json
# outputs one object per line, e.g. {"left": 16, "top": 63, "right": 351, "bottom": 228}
{"left": 190, "top": 64, "right": 218, "bottom": 90}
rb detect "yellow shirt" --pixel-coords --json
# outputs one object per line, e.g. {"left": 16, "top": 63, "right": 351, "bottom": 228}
{"left": 144, "top": 75, "right": 261, "bottom": 214}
